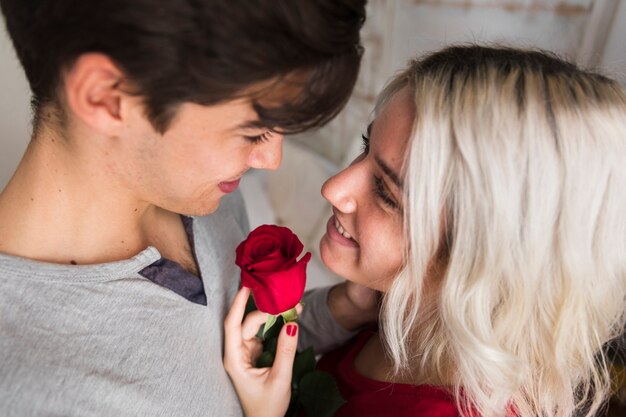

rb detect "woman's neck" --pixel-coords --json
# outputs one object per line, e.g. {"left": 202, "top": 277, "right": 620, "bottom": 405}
{"left": 353, "top": 332, "right": 453, "bottom": 387}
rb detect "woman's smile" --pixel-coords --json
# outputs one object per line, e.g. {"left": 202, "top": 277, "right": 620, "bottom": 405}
{"left": 325, "top": 215, "right": 359, "bottom": 248}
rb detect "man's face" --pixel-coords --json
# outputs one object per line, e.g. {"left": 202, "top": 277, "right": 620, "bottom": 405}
{"left": 110, "top": 97, "right": 283, "bottom": 216}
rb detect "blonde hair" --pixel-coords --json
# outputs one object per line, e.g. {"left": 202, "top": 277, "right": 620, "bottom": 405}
{"left": 379, "top": 45, "right": 626, "bottom": 417}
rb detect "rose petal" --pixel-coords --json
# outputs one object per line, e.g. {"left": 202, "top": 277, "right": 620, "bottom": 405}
{"left": 250, "top": 238, "right": 280, "bottom": 256}
{"left": 235, "top": 240, "right": 253, "bottom": 267}
{"left": 283, "top": 232, "right": 303, "bottom": 259}
{"left": 242, "top": 252, "right": 311, "bottom": 314}
{"left": 236, "top": 225, "right": 311, "bottom": 314}
{"left": 250, "top": 255, "right": 288, "bottom": 273}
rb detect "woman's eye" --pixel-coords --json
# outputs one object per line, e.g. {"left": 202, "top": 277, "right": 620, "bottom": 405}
{"left": 373, "top": 175, "right": 399, "bottom": 210}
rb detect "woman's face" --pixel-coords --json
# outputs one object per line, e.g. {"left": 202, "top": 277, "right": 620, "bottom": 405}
{"left": 319, "top": 87, "right": 414, "bottom": 292}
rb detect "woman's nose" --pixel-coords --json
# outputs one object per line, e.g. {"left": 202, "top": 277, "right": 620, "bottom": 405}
{"left": 321, "top": 165, "right": 358, "bottom": 214}
{"left": 248, "top": 133, "right": 283, "bottom": 170}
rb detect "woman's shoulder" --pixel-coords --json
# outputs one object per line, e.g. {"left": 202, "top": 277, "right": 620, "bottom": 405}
{"left": 328, "top": 382, "right": 461, "bottom": 417}
{"left": 317, "top": 329, "right": 463, "bottom": 417}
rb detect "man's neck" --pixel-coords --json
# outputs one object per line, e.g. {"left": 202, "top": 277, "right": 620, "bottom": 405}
{"left": 0, "top": 134, "right": 179, "bottom": 265}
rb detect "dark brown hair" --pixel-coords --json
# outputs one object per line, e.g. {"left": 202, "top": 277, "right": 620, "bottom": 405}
{"left": 0, "top": 0, "right": 366, "bottom": 133}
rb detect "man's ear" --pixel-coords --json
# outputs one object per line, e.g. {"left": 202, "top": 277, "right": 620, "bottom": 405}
{"left": 63, "top": 53, "right": 131, "bottom": 136}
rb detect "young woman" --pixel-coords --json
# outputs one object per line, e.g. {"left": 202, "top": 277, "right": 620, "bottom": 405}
{"left": 225, "top": 45, "right": 626, "bottom": 417}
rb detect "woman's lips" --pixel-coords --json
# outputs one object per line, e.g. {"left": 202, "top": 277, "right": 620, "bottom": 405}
{"left": 218, "top": 178, "right": 241, "bottom": 194}
{"left": 326, "top": 215, "right": 359, "bottom": 248}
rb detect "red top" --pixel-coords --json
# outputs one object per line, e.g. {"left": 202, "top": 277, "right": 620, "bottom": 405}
{"left": 314, "top": 331, "right": 463, "bottom": 417}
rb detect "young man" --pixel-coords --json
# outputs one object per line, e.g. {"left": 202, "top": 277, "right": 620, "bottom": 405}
{"left": 0, "top": 1, "right": 377, "bottom": 415}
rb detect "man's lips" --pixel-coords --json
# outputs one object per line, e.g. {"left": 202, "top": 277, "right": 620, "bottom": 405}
{"left": 218, "top": 178, "right": 241, "bottom": 194}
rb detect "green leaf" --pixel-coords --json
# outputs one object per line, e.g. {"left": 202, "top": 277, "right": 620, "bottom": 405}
{"left": 262, "top": 314, "right": 278, "bottom": 338}
{"left": 298, "top": 371, "right": 346, "bottom": 417}
{"left": 262, "top": 315, "right": 284, "bottom": 341}
{"left": 280, "top": 307, "right": 299, "bottom": 323}
{"left": 255, "top": 350, "right": 275, "bottom": 368}
{"left": 255, "top": 324, "right": 264, "bottom": 340}
{"left": 292, "top": 347, "right": 316, "bottom": 385}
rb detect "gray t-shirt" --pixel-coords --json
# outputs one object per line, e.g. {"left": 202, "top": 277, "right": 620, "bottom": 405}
{"left": 0, "top": 191, "right": 354, "bottom": 416}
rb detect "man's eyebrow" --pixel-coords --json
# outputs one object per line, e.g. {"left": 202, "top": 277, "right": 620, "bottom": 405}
{"left": 235, "top": 120, "right": 265, "bottom": 130}
{"left": 375, "top": 155, "right": 403, "bottom": 189}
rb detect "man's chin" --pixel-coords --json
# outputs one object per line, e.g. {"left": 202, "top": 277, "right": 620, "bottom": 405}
{"left": 179, "top": 199, "right": 221, "bottom": 217}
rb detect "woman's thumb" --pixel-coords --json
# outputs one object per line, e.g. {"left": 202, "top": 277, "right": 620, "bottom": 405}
{"left": 270, "top": 323, "right": 299, "bottom": 383}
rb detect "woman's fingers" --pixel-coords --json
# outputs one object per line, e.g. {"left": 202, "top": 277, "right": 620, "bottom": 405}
{"left": 224, "top": 287, "right": 251, "bottom": 364}
{"left": 269, "top": 323, "right": 298, "bottom": 383}
{"left": 226, "top": 287, "right": 302, "bottom": 387}
{"left": 241, "top": 310, "right": 269, "bottom": 340}
{"left": 225, "top": 286, "right": 250, "bottom": 328}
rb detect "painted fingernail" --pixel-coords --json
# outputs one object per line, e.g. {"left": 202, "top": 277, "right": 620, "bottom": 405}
{"left": 286, "top": 324, "right": 297, "bottom": 337}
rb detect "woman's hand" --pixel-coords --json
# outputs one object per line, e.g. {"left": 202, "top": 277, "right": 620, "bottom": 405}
{"left": 224, "top": 287, "right": 299, "bottom": 417}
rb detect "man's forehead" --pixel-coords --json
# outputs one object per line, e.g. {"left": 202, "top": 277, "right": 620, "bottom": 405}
{"left": 209, "top": 72, "right": 308, "bottom": 132}
{"left": 244, "top": 69, "right": 311, "bottom": 108}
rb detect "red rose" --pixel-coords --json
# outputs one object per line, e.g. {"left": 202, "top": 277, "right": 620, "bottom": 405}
{"left": 235, "top": 225, "right": 311, "bottom": 315}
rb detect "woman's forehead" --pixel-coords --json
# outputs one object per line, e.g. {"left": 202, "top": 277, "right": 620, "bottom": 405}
{"left": 372, "top": 88, "right": 415, "bottom": 143}
{"left": 371, "top": 87, "right": 415, "bottom": 169}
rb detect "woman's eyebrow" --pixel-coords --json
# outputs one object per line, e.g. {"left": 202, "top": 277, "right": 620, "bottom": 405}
{"left": 369, "top": 120, "right": 402, "bottom": 189}
{"left": 375, "top": 155, "right": 403, "bottom": 189}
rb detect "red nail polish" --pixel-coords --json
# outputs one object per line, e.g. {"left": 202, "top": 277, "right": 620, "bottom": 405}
{"left": 286, "top": 324, "right": 297, "bottom": 337}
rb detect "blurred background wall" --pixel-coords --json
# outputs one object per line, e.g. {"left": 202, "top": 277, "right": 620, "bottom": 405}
{"left": 1, "top": 0, "right": 625, "bottom": 287}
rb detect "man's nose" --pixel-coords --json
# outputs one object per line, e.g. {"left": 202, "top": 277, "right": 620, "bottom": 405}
{"left": 248, "top": 133, "right": 283, "bottom": 170}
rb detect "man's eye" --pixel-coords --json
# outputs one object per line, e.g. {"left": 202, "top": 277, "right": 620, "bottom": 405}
{"left": 360, "top": 133, "right": 370, "bottom": 154}
{"left": 244, "top": 130, "right": 271, "bottom": 144}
